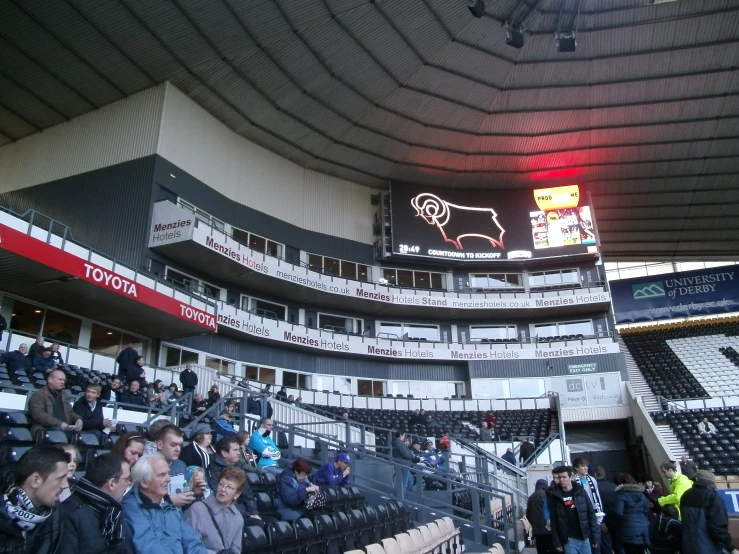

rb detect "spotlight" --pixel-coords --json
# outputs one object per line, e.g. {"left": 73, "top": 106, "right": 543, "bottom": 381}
{"left": 556, "top": 31, "right": 577, "bottom": 52}
{"left": 505, "top": 22, "right": 525, "bottom": 48}
{"left": 468, "top": 0, "right": 485, "bottom": 18}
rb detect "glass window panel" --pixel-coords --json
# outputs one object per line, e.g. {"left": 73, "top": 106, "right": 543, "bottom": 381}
{"left": 9, "top": 300, "right": 45, "bottom": 336}
{"left": 431, "top": 273, "right": 444, "bottom": 290}
{"left": 244, "top": 365, "right": 259, "bottom": 380}
{"left": 42, "top": 310, "right": 81, "bottom": 345}
{"left": 414, "top": 272, "right": 430, "bottom": 289}
{"left": 266, "top": 241, "right": 281, "bottom": 258}
{"left": 470, "top": 274, "right": 488, "bottom": 288}
{"left": 319, "top": 314, "right": 351, "bottom": 333}
{"left": 259, "top": 367, "right": 276, "bottom": 385}
{"left": 212, "top": 219, "right": 225, "bottom": 232}
{"left": 488, "top": 274, "right": 507, "bottom": 288}
{"left": 334, "top": 378, "right": 351, "bottom": 395}
{"left": 251, "top": 299, "right": 286, "bottom": 320}
{"left": 529, "top": 273, "right": 546, "bottom": 287}
{"left": 308, "top": 254, "right": 322, "bottom": 272}
{"left": 165, "top": 346, "right": 181, "bottom": 367}
{"left": 324, "top": 257, "right": 340, "bottom": 276}
{"left": 249, "top": 234, "right": 266, "bottom": 253}
{"left": 544, "top": 272, "right": 562, "bottom": 285}
{"left": 373, "top": 381, "right": 384, "bottom": 396}
{"left": 233, "top": 228, "right": 249, "bottom": 245}
{"left": 409, "top": 381, "right": 427, "bottom": 398}
{"left": 618, "top": 266, "right": 647, "bottom": 279}
{"left": 505, "top": 274, "right": 522, "bottom": 286}
{"left": 646, "top": 263, "right": 674, "bottom": 276}
{"left": 201, "top": 283, "right": 220, "bottom": 300}
{"left": 180, "top": 349, "right": 199, "bottom": 365}
{"left": 470, "top": 326, "right": 510, "bottom": 340}
{"left": 298, "top": 374, "right": 309, "bottom": 388}
{"left": 561, "top": 269, "right": 579, "bottom": 283}
{"left": 676, "top": 262, "right": 705, "bottom": 272}
{"left": 509, "top": 378, "right": 545, "bottom": 398}
{"left": 397, "top": 270, "right": 413, "bottom": 287}
{"left": 378, "top": 323, "right": 402, "bottom": 339}
{"left": 90, "top": 324, "right": 122, "bottom": 357}
{"left": 166, "top": 268, "right": 194, "bottom": 291}
{"left": 358, "top": 265, "right": 370, "bottom": 282}
{"left": 283, "top": 371, "right": 298, "bottom": 388}
{"left": 122, "top": 334, "right": 145, "bottom": 358}
{"left": 358, "top": 380, "right": 373, "bottom": 396}
{"left": 393, "top": 381, "right": 410, "bottom": 396}
{"left": 405, "top": 324, "right": 439, "bottom": 341}
{"left": 534, "top": 324, "right": 557, "bottom": 337}
{"left": 341, "top": 260, "right": 357, "bottom": 280}
{"left": 205, "top": 356, "right": 225, "bottom": 373}
{"left": 382, "top": 269, "right": 397, "bottom": 285}
{"left": 561, "top": 321, "right": 593, "bottom": 336}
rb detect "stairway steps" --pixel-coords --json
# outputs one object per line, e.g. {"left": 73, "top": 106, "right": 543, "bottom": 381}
{"left": 619, "top": 335, "right": 661, "bottom": 411}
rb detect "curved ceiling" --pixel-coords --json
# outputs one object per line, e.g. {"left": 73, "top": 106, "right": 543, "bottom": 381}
{"left": 1, "top": 0, "right": 738, "bottom": 260}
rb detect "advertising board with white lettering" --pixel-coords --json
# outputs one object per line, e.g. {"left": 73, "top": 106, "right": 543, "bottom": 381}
{"left": 567, "top": 362, "right": 598, "bottom": 374}
{"left": 148, "top": 202, "right": 612, "bottom": 312}
{"left": 549, "top": 373, "right": 623, "bottom": 407}
{"left": 217, "top": 305, "right": 620, "bottom": 361}
{"left": 718, "top": 490, "right": 739, "bottom": 515}
{"left": 610, "top": 266, "right": 739, "bottom": 323}
{"left": 390, "top": 183, "right": 598, "bottom": 262}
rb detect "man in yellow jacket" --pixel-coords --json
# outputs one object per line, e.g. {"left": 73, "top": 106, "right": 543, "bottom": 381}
{"left": 658, "top": 460, "right": 693, "bottom": 518}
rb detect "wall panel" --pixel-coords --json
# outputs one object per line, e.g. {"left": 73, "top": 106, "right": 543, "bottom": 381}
{"left": 157, "top": 83, "right": 377, "bottom": 245}
{"left": 0, "top": 86, "right": 164, "bottom": 193}
{"left": 468, "top": 352, "right": 627, "bottom": 379}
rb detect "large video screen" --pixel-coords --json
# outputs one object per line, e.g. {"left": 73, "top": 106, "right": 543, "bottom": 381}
{"left": 390, "top": 183, "right": 598, "bottom": 262}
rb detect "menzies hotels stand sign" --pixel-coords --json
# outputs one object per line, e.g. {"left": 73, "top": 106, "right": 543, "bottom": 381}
{"left": 610, "top": 266, "right": 738, "bottom": 323}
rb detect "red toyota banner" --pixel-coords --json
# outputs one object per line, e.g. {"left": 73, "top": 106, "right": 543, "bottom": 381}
{"left": 0, "top": 223, "right": 216, "bottom": 331}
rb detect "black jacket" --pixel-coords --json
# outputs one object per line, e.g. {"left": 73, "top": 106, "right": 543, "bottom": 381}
{"left": 191, "top": 399, "right": 208, "bottom": 416}
{"left": 680, "top": 460, "right": 697, "bottom": 480}
{"left": 0, "top": 495, "right": 64, "bottom": 554}
{"left": 101, "top": 386, "right": 122, "bottom": 403}
{"left": 119, "top": 390, "right": 147, "bottom": 407}
{"left": 28, "top": 342, "right": 45, "bottom": 360}
{"left": 57, "top": 489, "right": 132, "bottom": 554}
{"left": 527, "top": 479, "right": 551, "bottom": 536}
{"left": 680, "top": 481, "right": 734, "bottom": 554}
{"left": 0, "top": 351, "right": 32, "bottom": 374}
{"left": 205, "top": 455, "right": 258, "bottom": 516}
{"left": 649, "top": 514, "right": 682, "bottom": 554}
{"left": 519, "top": 441, "right": 536, "bottom": 463}
{"left": 547, "top": 481, "right": 598, "bottom": 550}
{"left": 179, "top": 369, "right": 198, "bottom": 389}
{"left": 179, "top": 443, "right": 213, "bottom": 470}
{"left": 71, "top": 398, "right": 105, "bottom": 431}
{"left": 392, "top": 439, "right": 417, "bottom": 466}
{"left": 115, "top": 347, "right": 138, "bottom": 376}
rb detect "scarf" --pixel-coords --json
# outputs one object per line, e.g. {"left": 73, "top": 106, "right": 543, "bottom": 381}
{"left": 579, "top": 475, "right": 604, "bottom": 514}
{"left": 73, "top": 478, "right": 125, "bottom": 546}
{"left": 194, "top": 442, "right": 212, "bottom": 468}
{"left": 3, "top": 486, "right": 52, "bottom": 533}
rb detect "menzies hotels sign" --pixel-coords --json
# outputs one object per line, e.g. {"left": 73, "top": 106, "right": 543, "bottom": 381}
{"left": 610, "top": 266, "right": 738, "bottom": 323}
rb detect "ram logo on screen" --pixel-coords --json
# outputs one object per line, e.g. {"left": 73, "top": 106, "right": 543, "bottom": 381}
{"left": 410, "top": 193, "right": 505, "bottom": 250}
{"left": 632, "top": 281, "right": 666, "bottom": 300}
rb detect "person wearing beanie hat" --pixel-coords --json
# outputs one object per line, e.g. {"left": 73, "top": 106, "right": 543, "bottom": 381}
{"left": 639, "top": 472, "right": 664, "bottom": 523}
{"left": 179, "top": 423, "right": 215, "bottom": 469}
{"left": 313, "top": 451, "right": 351, "bottom": 487}
{"left": 680, "top": 469, "right": 738, "bottom": 554}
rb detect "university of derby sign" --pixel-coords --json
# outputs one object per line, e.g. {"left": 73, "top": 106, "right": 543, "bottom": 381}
{"left": 149, "top": 202, "right": 611, "bottom": 312}
{"left": 217, "top": 305, "right": 620, "bottom": 361}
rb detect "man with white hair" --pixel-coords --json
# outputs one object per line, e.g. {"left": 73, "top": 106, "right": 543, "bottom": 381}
{"left": 121, "top": 453, "right": 206, "bottom": 554}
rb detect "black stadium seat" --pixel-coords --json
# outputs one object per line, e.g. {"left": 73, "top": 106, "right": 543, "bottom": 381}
{"left": 243, "top": 525, "right": 272, "bottom": 554}
{"left": 293, "top": 517, "right": 322, "bottom": 554}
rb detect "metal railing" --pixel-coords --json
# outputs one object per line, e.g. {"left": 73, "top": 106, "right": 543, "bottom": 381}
{"left": 653, "top": 394, "right": 739, "bottom": 412}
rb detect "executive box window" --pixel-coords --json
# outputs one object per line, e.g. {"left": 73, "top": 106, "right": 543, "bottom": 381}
{"left": 469, "top": 273, "right": 523, "bottom": 289}
{"left": 378, "top": 322, "right": 439, "bottom": 341}
{"left": 89, "top": 324, "right": 147, "bottom": 358}
{"left": 283, "top": 370, "right": 309, "bottom": 389}
{"left": 241, "top": 296, "right": 287, "bottom": 321}
{"left": 318, "top": 313, "right": 362, "bottom": 335}
{"left": 308, "top": 253, "right": 370, "bottom": 282}
{"left": 206, "top": 356, "right": 236, "bottom": 375}
{"left": 163, "top": 345, "right": 199, "bottom": 367}
{"left": 165, "top": 267, "right": 221, "bottom": 300}
{"left": 529, "top": 269, "right": 579, "bottom": 287}
{"left": 381, "top": 268, "right": 445, "bottom": 290}
{"left": 243, "top": 365, "right": 276, "bottom": 384}
{"left": 232, "top": 228, "right": 283, "bottom": 258}
{"left": 534, "top": 320, "right": 593, "bottom": 338}
{"left": 9, "top": 300, "right": 82, "bottom": 345}
{"left": 469, "top": 325, "right": 517, "bottom": 341}
{"left": 178, "top": 199, "right": 224, "bottom": 232}
{"left": 358, "top": 379, "right": 385, "bottom": 397}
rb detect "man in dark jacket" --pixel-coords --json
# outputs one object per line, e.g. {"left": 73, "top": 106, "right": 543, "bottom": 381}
{"left": 0, "top": 312, "right": 6, "bottom": 342}
{"left": 520, "top": 437, "right": 536, "bottom": 465}
{"left": 314, "top": 452, "right": 351, "bottom": 487}
{"left": 28, "top": 337, "right": 46, "bottom": 360}
{"left": 120, "top": 380, "right": 147, "bottom": 409}
{"left": 124, "top": 357, "right": 146, "bottom": 388}
{"left": 59, "top": 454, "right": 132, "bottom": 554}
{"left": 680, "top": 470, "right": 738, "bottom": 554}
{"left": 0, "top": 343, "right": 32, "bottom": 373}
{"left": 392, "top": 431, "right": 418, "bottom": 491}
{"left": 527, "top": 479, "right": 553, "bottom": 554}
{"left": 72, "top": 384, "right": 113, "bottom": 438}
{"left": 206, "top": 437, "right": 263, "bottom": 528}
{"left": 595, "top": 467, "right": 619, "bottom": 554}
{"left": 115, "top": 344, "right": 138, "bottom": 379}
{"left": 101, "top": 377, "right": 123, "bottom": 404}
{"left": 190, "top": 392, "right": 208, "bottom": 417}
{"left": 179, "top": 364, "right": 198, "bottom": 401}
{"left": 0, "top": 444, "right": 70, "bottom": 554}
{"left": 32, "top": 348, "right": 56, "bottom": 375}
{"left": 28, "top": 369, "right": 83, "bottom": 439}
{"left": 547, "top": 465, "right": 598, "bottom": 554}
{"left": 680, "top": 456, "right": 697, "bottom": 481}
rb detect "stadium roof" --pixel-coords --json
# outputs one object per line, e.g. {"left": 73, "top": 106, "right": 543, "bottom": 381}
{"left": 1, "top": 0, "right": 738, "bottom": 260}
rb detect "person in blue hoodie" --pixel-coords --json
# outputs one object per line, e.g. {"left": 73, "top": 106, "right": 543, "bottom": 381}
{"left": 275, "top": 458, "right": 320, "bottom": 521}
{"left": 213, "top": 411, "right": 237, "bottom": 442}
{"left": 32, "top": 348, "right": 56, "bottom": 374}
{"left": 314, "top": 452, "right": 350, "bottom": 487}
{"left": 248, "top": 418, "right": 282, "bottom": 474}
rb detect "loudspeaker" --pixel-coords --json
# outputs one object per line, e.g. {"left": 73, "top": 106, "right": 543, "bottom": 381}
{"left": 558, "top": 35, "right": 577, "bottom": 52}
{"left": 468, "top": 0, "right": 485, "bottom": 18}
{"left": 506, "top": 26, "right": 525, "bottom": 48}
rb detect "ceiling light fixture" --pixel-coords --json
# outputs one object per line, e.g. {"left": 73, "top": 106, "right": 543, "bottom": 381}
{"left": 555, "top": 0, "right": 583, "bottom": 53}
{"left": 468, "top": 0, "right": 485, "bottom": 18}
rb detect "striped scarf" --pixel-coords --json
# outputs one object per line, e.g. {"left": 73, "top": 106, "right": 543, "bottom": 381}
{"left": 3, "top": 486, "right": 52, "bottom": 533}
{"left": 73, "top": 478, "right": 125, "bottom": 546}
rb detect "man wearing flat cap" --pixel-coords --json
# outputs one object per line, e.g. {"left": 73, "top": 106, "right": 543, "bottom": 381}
{"left": 680, "top": 469, "right": 739, "bottom": 554}
{"left": 314, "top": 452, "right": 351, "bottom": 487}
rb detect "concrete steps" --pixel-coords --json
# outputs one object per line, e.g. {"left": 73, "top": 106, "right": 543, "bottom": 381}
{"left": 619, "top": 334, "right": 661, "bottom": 412}
{"left": 657, "top": 423, "right": 688, "bottom": 460}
